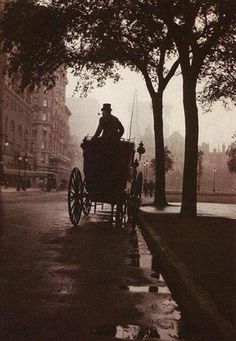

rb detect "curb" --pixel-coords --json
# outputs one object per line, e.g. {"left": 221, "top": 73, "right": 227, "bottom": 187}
{"left": 139, "top": 211, "right": 236, "bottom": 341}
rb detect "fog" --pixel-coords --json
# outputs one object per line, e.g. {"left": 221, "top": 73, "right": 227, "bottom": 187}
{"left": 66, "top": 67, "right": 235, "bottom": 149}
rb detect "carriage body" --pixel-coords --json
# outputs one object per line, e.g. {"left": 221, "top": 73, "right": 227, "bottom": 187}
{"left": 68, "top": 137, "right": 143, "bottom": 226}
{"left": 82, "top": 139, "right": 135, "bottom": 204}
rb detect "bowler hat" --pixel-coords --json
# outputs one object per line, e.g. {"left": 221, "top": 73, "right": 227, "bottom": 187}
{"left": 101, "top": 103, "right": 112, "bottom": 111}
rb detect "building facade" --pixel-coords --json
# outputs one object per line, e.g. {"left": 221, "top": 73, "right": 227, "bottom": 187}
{"left": 1, "top": 62, "right": 77, "bottom": 188}
{"left": 1, "top": 71, "right": 35, "bottom": 187}
{"left": 164, "top": 132, "right": 235, "bottom": 192}
{"left": 31, "top": 68, "right": 73, "bottom": 188}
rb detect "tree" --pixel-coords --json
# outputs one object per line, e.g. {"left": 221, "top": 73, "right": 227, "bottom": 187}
{"left": 197, "top": 150, "right": 204, "bottom": 192}
{"left": 226, "top": 133, "right": 236, "bottom": 173}
{"left": 2, "top": 1, "right": 235, "bottom": 215}
{"left": 144, "top": 0, "right": 236, "bottom": 216}
{"left": 0, "top": 1, "right": 6, "bottom": 189}
{"left": 199, "top": 31, "right": 236, "bottom": 111}
{"left": 1, "top": 0, "right": 180, "bottom": 208}
{"left": 151, "top": 146, "right": 174, "bottom": 174}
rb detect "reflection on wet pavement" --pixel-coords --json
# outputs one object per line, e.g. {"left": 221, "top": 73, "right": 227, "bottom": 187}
{"left": 93, "top": 324, "right": 160, "bottom": 339}
{"left": 1, "top": 194, "right": 198, "bottom": 340}
{"left": 120, "top": 225, "right": 182, "bottom": 340}
{"left": 120, "top": 285, "right": 159, "bottom": 293}
{"left": 91, "top": 222, "right": 183, "bottom": 340}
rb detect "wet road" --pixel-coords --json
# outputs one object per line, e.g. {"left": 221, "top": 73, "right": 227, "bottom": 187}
{"left": 0, "top": 192, "right": 197, "bottom": 340}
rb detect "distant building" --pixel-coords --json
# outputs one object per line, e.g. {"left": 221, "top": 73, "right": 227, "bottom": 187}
{"left": 0, "top": 5, "right": 78, "bottom": 189}
{"left": 198, "top": 143, "right": 235, "bottom": 192}
{"left": 127, "top": 100, "right": 172, "bottom": 141}
{"left": 31, "top": 68, "right": 73, "bottom": 187}
{"left": 166, "top": 131, "right": 185, "bottom": 172}
{"left": 67, "top": 135, "right": 82, "bottom": 170}
{"left": 66, "top": 97, "right": 100, "bottom": 142}
{"left": 164, "top": 131, "right": 235, "bottom": 192}
{"left": 1, "top": 69, "right": 35, "bottom": 186}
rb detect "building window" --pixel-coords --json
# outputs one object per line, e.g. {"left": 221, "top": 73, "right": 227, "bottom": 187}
{"left": 42, "top": 113, "right": 47, "bottom": 121}
{"left": 41, "top": 142, "right": 46, "bottom": 149}
{"left": 43, "top": 99, "right": 48, "bottom": 107}
{"left": 41, "top": 153, "right": 45, "bottom": 163}
{"left": 33, "top": 112, "right": 37, "bottom": 120}
{"left": 42, "top": 130, "right": 47, "bottom": 139}
{"left": 32, "top": 96, "right": 39, "bottom": 106}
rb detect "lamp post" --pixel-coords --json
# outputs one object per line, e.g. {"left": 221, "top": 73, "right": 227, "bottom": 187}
{"left": 22, "top": 154, "right": 28, "bottom": 191}
{"left": 213, "top": 168, "right": 216, "bottom": 193}
{"left": 16, "top": 155, "right": 23, "bottom": 191}
{"left": 143, "top": 162, "right": 146, "bottom": 181}
{"left": 144, "top": 160, "right": 149, "bottom": 181}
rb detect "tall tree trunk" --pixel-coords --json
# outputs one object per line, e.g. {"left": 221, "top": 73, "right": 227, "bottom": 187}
{"left": 0, "top": 2, "right": 5, "bottom": 192}
{"left": 181, "top": 73, "right": 199, "bottom": 217}
{"left": 152, "top": 93, "right": 168, "bottom": 207}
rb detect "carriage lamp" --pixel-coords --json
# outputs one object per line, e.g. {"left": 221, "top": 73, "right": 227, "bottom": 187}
{"left": 137, "top": 141, "right": 145, "bottom": 160}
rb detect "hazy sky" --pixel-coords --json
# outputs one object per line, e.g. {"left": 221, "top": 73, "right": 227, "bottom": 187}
{"left": 66, "top": 67, "right": 235, "bottom": 150}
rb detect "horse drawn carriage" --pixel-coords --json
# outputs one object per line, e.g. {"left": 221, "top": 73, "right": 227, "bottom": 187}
{"left": 67, "top": 137, "right": 145, "bottom": 227}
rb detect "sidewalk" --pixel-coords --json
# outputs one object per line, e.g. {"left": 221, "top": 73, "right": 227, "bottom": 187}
{"left": 139, "top": 203, "right": 236, "bottom": 341}
{"left": 141, "top": 200, "right": 236, "bottom": 220}
{"left": 0, "top": 187, "right": 43, "bottom": 193}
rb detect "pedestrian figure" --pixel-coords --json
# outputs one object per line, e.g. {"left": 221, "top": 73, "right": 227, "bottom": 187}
{"left": 148, "top": 180, "right": 154, "bottom": 197}
{"left": 92, "top": 103, "right": 124, "bottom": 143}
{"left": 143, "top": 180, "right": 149, "bottom": 197}
{"left": 21, "top": 177, "right": 27, "bottom": 191}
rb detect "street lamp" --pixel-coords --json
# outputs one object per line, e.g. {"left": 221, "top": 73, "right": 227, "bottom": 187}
{"left": 16, "top": 155, "right": 23, "bottom": 191}
{"left": 213, "top": 168, "right": 216, "bottom": 193}
{"left": 144, "top": 160, "right": 149, "bottom": 181}
{"left": 22, "top": 154, "right": 28, "bottom": 191}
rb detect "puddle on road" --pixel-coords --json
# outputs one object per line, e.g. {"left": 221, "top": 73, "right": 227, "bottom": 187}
{"left": 111, "top": 225, "right": 183, "bottom": 340}
{"left": 92, "top": 322, "right": 180, "bottom": 339}
{"left": 120, "top": 285, "right": 159, "bottom": 293}
{"left": 92, "top": 324, "right": 161, "bottom": 339}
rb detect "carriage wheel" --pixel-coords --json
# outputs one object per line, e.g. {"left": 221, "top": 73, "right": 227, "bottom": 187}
{"left": 68, "top": 168, "right": 82, "bottom": 226}
{"left": 81, "top": 180, "right": 92, "bottom": 215}
{"left": 115, "top": 202, "right": 125, "bottom": 227}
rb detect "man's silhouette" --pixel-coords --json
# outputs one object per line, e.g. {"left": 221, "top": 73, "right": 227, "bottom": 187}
{"left": 92, "top": 103, "right": 124, "bottom": 142}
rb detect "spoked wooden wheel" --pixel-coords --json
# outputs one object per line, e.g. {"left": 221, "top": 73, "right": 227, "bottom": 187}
{"left": 68, "top": 168, "right": 82, "bottom": 226}
{"left": 81, "top": 180, "right": 92, "bottom": 215}
{"left": 115, "top": 202, "right": 125, "bottom": 227}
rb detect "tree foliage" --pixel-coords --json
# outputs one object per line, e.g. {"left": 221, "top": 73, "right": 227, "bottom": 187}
{"left": 1, "top": 0, "right": 180, "bottom": 94}
{"left": 226, "top": 133, "right": 236, "bottom": 173}
{"left": 1, "top": 0, "right": 182, "bottom": 207}
{"left": 1, "top": 0, "right": 235, "bottom": 215}
{"left": 148, "top": 0, "right": 236, "bottom": 216}
{"left": 199, "top": 31, "right": 236, "bottom": 111}
{"left": 1, "top": 0, "right": 72, "bottom": 89}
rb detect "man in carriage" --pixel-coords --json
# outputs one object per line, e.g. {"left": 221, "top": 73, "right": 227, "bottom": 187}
{"left": 92, "top": 103, "right": 124, "bottom": 143}
{"left": 69, "top": 103, "right": 143, "bottom": 227}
